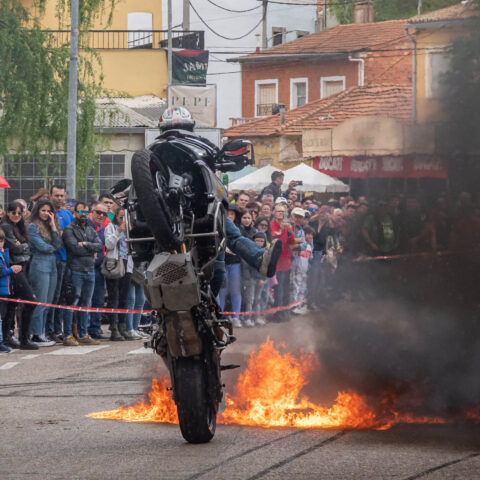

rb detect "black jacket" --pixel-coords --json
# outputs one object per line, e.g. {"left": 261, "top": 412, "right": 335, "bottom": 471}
{"left": 63, "top": 221, "right": 103, "bottom": 272}
{"left": 0, "top": 222, "right": 31, "bottom": 265}
{"left": 260, "top": 182, "right": 282, "bottom": 200}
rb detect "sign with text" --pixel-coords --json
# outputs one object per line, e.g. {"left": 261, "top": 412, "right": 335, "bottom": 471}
{"left": 313, "top": 155, "right": 447, "bottom": 179}
{"left": 168, "top": 84, "right": 217, "bottom": 128}
{"left": 172, "top": 49, "right": 209, "bottom": 85}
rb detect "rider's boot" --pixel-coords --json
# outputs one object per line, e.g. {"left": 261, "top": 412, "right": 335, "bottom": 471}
{"left": 259, "top": 238, "right": 283, "bottom": 277}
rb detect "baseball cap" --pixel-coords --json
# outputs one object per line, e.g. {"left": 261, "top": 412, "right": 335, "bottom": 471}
{"left": 275, "top": 197, "right": 288, "bottom": 204}
{"left": 291, "top": 207, "right": 306, "bottom": 217}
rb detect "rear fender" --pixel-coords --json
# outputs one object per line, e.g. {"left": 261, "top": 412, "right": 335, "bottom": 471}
{"left": 165, "top": 310, "right": 203, "bottom": 358}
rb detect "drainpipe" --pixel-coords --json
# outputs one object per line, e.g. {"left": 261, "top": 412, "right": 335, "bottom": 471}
{"left": 404, "top": 26, "right": 417, "bottom": 124}
{"left": 348, "top": 55, "right": 364, "bottom": 86}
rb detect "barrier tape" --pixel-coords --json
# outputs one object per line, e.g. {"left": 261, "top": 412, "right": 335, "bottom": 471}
{"left": 352, "top": 250, "right": 453, "bottom": 263}
{"left": 0, "top": 296, "right": 305, "bottom": 317}
{"left": 0, "top": 297, "right": 149, "bottom": 314}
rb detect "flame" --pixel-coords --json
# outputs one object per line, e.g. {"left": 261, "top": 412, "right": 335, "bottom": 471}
{"left": 89, "top": 339, "right": 478, "bottom": 429}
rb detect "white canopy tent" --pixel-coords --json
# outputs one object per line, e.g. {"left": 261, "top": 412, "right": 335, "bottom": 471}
{"left": 228, "top": 165, "right": 280, "bottom": 192}
{"left": 283, "top": 163, "right": 349, "bottom": 193}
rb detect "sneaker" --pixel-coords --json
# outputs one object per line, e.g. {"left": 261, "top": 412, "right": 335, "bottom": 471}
{"left": 124, "top": 329, "right": 142, "bottom": 340}
{"left": 48, "top": 333, "right": 64, "bottom": 344}
{"left": 78, "top": 335, "right": 101, "bottom": 345}
{"left": 231, "top": 317, "right": 242, "bottom": 328}
{"left": 244, "top": 319, "right": 255, "bottom": 328}
{"left": 135, "top": 329, "right": 150, "bottom": 339}
{"left": 90, "top": 333, "right": 108, "bottom": 340}
{"left": 4, "top": 336, "right": 21, "bottom": 349}
{"left": 0, "top": 343, "right": 11, "bottom": 353}
{"left": 259, "top": 239, "right": 283, "bottom": 277}
{"left": 255, "top": 316, "right": 267, "bottom": 326}
{"left": 294, "top": 305, "right": 310, "bottom": 315}
{"left": 31, "top": 335, "right": 56, "bottom": 347}
{"left": 63, "top": 335, "right": 79, "bottom": 347}
{"left": 19, "top": 339, "right": 39, "bottom": 350}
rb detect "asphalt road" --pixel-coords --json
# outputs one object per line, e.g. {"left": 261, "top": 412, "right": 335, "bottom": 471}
{"left": 0, "top": 312, "right": 478, "bottom": 480}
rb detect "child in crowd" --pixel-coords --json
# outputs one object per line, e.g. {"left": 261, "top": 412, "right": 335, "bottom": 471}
{"left": 292, "top": 225, "right": 314, "bottom": 315}
{"left": 251, "top": 232, "right": 269, "bottom": 325}
{"left": 0, "top": 228, "right": 16, "bottom": 353}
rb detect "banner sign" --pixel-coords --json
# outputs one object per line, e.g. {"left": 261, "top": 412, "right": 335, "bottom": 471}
{"left": 313, "top": 155, "right": 447, "bottom": 179}
{"left": 172, "top": 49, "right": 209, "bottom": 85}
{"left": 168, "top": 84, "right": 217, "bottom": 128}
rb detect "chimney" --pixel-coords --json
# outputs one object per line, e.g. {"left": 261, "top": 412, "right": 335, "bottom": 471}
{"left": 353, "top": 0, "right": 374, "bottom": 24}
{"left": 279, "top": 104, "right": 286, "bottom": 123}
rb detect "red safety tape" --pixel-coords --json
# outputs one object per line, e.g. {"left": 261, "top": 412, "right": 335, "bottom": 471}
{"left": 352, "top": 250, "right": 453, "bottom": 263}
{"left": 223, "top": 300, "right": 304, "bottom": 316}
{"left": 0, "top": 297, "right": 149, "bottom": 314}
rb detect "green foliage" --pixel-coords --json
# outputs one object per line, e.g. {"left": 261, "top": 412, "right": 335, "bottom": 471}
{"left": 0, "top": 0, "right": 115, "bottom": 195}
{"left": 442, "top": 17, "right": 480, "bottom": 154}
{"left": 331, "top": 0, "right": 459, "bottom": 24}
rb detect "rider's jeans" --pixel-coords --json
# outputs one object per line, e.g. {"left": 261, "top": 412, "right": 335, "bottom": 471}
{"left": 225, "top": 218, "right": 264, "bottom": 269}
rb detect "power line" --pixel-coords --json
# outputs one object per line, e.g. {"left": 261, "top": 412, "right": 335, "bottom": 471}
{"left": 189, "top": 0, "right": 265, "bottom": 40}
{"left": 205, "top": 0, "right": 262, "bottom": 13}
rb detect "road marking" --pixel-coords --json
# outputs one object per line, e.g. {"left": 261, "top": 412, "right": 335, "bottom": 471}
{"left": 0, "top": 362, "right": 19, "bottom": 370}
{"left": 21, "top": 354, "right": 41, "bottom": 360}
{"left": 127, "top": 347, "right": 152, "bottom": 355}
{"left": 47, "top": 345, "right": 109, "bottom": 355}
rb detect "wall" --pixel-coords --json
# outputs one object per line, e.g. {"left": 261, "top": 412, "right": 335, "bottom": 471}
{"left": 364, "top": 42, "right": 412, "bottom": 85}
{"left": 241, "top": 58, "right": 358, "bottom": 117}
{"left": 414, "top": 24, "right": 466, "bottom": 124}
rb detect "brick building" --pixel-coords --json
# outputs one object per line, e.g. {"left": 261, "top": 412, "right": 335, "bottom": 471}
{"left": 228, "top": 19, "right": 412, "bottom": 122}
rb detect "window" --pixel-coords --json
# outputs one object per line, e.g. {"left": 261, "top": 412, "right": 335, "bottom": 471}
{"left": 255, "top": 79, "right": 278, "bottom": 117}
{"left": 4, "top": 154, "right": 126, "bottom": 204}
{"left": 296, "top": 30, "right": 309, "bottom": 39}
{"left": 128, "top": 12, "right": 153, "bottom": 49}
{"left": 426, "top": 49, "right": 451, "bottom": 99}
{"left": 320, "top": 76, "right": 346, "bottom": 98}
{"left": 290, "top": 78, "right": 308, "bottom": 109}
{"left": 272, "top": 27, "right": 286, "bottom": 46}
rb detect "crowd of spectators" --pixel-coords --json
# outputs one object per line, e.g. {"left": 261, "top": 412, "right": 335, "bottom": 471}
{"left": 0, "top": 171, "right": 478, "bottom": 352}
{"left": 0, "top": 184, "right": 150, "bottom": 353}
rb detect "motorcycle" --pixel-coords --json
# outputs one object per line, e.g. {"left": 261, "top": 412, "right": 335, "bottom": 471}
{"left": 111, "top": 128, "right": 254, "bottom": 443}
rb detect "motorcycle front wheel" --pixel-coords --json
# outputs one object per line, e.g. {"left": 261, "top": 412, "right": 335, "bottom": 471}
{"left": 131, "top": 148, "right": 184, "bottom": 251}
{"left": 174, "top": 356, "right": 216, "bottom": 443}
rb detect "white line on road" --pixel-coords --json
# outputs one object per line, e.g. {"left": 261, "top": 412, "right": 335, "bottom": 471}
{"left": 47, "top": 345, "right": 109, "bottom": 355}
{"left": 21, "top": 354, "right": 42, "bottom": 360}
{"left": 0, "top": 362, "right": 19, "bottom": 370}
{"left": 127, "top": 347, "right": 153, "bottom": 355}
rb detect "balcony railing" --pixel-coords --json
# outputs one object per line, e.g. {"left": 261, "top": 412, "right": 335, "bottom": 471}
{"left": 256, "top": 103, "right": 275, "bottom": 117}
{"left": 230, "top": 117, "right": 256, "bottom": 126}
{"left": 43, "top": 30, "right": 204, "bottom": 50}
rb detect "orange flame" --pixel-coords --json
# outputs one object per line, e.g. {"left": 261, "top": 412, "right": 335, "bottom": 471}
{"left": 88, "top": 339, "right": 477, "bottom": 429}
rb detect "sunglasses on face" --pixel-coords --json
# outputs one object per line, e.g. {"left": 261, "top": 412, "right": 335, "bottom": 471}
{"left": 93, "top": 210, "right": 107, "bottom": 216}
{"left": 77, "top": 210, "right": 89, "bottom": 216}
{"left": 10, "top": 211, "right": 22, "bottom": 216}
{"left": 258, "top": 223, "right": 268, "bottom": 228}
{"left": 308, "top": 207, "right": 318, "bottom": 212}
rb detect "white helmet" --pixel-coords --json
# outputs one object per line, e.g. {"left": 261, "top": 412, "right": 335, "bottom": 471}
{"left": 159, "top": 106, "right": 195, "bottom": 132}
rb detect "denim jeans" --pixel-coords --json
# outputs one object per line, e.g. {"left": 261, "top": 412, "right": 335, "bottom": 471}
{"left": 29, "top": 262, "right": 57, "bottom": 336}
{"left": 226, "top": 218, "right": 264, "bottom": 270}
{"left": 273, "top": 269, "right": 291, "bottom": 308}
{"left": 46, "top": 260, "right": 66, "bottom": 336}
{"left": 106, "top": 267, "right": 132, "bottom": 327}
{"left": 88, "top": 267, "right": 106, "bottom": 336}
{"left": 218, "top": 262, "right": 242, "bottom": 320}
{"left": 63, "top": 270, "right": 95, "bottom": 338}
{"left": 126, "top": 282, "right": 145, "bottom": 331}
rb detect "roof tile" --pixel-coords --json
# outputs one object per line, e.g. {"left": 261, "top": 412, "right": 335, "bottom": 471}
{"left": 408, "top": 1, "right": 479, "bottom": 24}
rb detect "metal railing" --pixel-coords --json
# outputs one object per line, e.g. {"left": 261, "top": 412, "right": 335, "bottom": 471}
{"left": 43, "top": 30, "right": 204, "bottom": 50}
{"left": 256, "top": 103, "right": 275, "bottom": 117}
{"left": 229, "top": 117, "right": 256, "bottom": 126}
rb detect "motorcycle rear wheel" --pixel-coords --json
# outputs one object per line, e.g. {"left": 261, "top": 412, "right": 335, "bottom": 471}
{"left": 131, "top": 148, "right": 183, "bottom": 251}
{"left": 174, "top": 356, "right": 216, "bottom": 443}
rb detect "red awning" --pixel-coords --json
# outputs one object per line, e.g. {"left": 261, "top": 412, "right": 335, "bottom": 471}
{"left": 0, "top": 176, "right": 10, "bottom": 188}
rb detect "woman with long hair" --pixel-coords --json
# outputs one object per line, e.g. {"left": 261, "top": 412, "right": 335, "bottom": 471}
{"left": 1, "top": 201, "right": 38, "bottom": 349}
{"left": 254, "top": 216, "right": 272, "bottom": 244}
{"left": 104, "top": 208, "right": 140, "bottom": 341}
{"left": 28, "top": 199, "right": 62, "bottom": 345}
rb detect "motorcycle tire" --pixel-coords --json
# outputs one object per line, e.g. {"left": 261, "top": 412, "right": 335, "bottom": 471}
{"left": 131, "top": 148, "right": 183, "bottom": 251}
{"left": 174, "top": 356, "right": 216, "bottom": 443}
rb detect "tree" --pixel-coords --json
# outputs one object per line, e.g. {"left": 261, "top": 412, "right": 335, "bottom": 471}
{"left": 0, "top": 0, "right": 115, "bottom": 194}
{"left": 331, "top": 0, "right": 459, "bottom": 24}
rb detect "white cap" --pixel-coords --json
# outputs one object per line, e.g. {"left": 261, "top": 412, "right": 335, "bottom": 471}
{"left": 275, "top": 197, "right": 287, "bottom": 204}
{"left": 291, "top": 207, "right": 306, "bottom": 217}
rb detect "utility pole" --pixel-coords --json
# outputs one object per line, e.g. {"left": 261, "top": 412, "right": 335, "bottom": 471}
{"left": 323, "top": 0, "right": 327, "bottom": 31}
{"left": 417, "top": 0, "right": 422, "bottom": 15}
{"left": 66, "top": 0, "right": 79, "bottom": 199}
{"left": 183, "top": 0, "right": 190, "bottom": 30}
{"left": 168, "top": 0, "right": 173, "bottom": 87}
{"left": 262, "top": 0, "right": 267, "bottom": 49}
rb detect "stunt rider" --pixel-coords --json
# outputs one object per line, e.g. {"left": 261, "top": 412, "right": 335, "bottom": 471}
{"left": 159, "top": 107, "right": 283, "bottom": 295}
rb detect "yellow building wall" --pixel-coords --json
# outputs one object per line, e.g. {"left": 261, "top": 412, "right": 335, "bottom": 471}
{"left": 249, "top": 137, "right": 281, "bottom": 168}
{"left": 415, "top": 25, "right": 468, "bottom": 124}
{"left": 20, "top": 0, "right": 167, "bottom": 97}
